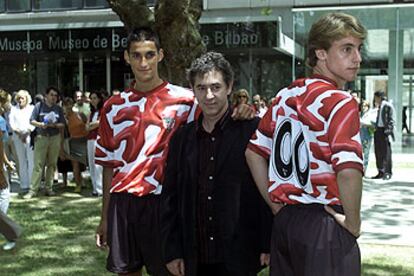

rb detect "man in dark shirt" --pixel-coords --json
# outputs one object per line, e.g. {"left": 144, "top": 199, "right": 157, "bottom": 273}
{"left": 24, "top": 86, "right": 65, "bottom": 198}
{"left": 160, "top": 52, "right": 271, "bottom": 276}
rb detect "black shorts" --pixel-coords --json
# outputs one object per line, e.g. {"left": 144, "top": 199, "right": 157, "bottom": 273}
{"left": 270, "top": 204, "right": 360, "bottom": 276}
{"left": 106, "top": 192, "right": 169, "bottom": 275}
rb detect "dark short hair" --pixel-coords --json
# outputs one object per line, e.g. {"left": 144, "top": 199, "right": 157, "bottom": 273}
{"left": 45, "top": 86, "right": 59, "bottom": 95}
{"left": 34, "top": 94, "right": 44, "bottom": 103}
{"left": 374, "top": 91, "right": 386, "bottom": 100}
{"left": 62, "top": 97, "right": 74, "bottom": 106}
{"left": 126, "top": 27, "right": 161, "bottom": 52}
{"left": 187, "top": 51, "right": 234, "bottom": 88}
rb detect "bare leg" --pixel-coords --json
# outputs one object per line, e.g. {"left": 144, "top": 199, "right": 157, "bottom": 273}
{"left": 71, "top": 160, "right": 83, "bottom": 193}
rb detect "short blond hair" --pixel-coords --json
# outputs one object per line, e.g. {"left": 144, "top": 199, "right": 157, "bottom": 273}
{"left": 15, "top": 89, "right": 32, "bottom": 106}
{"left": 307, "top": 12, "right": 367, "bottom": 67}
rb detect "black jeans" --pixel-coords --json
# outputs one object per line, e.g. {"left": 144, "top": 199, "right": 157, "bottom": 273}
{"left": 374, "top": 128, "right": 392, "bottom": 175}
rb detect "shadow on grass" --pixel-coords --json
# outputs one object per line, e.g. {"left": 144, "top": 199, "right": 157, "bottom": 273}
{"left": 361, "top": 179, "right": 414, "bottom": 243}
{"left": 362, "top": 260, "right": 414, "bottom": 276}
{"left": 0, "top": 191, "right": 112, "bottom": 276}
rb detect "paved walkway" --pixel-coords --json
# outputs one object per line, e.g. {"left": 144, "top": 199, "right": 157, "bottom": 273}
{"left": 360, "top": 153, "right": 414, "bottom": 246}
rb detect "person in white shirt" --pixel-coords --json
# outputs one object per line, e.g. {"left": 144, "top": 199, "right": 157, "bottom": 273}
{"left": 360, "top": 100, "right": 377, "bottom": 174}
{"left": 252, "top": 94, "right": 267, "bottom": 118}
{"left": 9, "top": 90, "right": 35, "bottom": 193}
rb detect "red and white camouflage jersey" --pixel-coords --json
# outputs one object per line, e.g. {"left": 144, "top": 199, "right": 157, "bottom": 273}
{"left": 248, "top": 76, "right": 363, "bottom": 205}
{"left": 96, "top": 81, "right": 196, "bottom": 197}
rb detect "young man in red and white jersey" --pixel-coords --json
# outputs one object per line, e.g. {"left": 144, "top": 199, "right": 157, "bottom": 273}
{"left": 94, "top": 27, "right": 253, "bottom": 276}
{"left": 246, "top": 13, "right": 366, "bottom": 275}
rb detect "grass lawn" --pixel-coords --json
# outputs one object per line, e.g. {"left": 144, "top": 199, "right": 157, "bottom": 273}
{"left": 1, "top": 188, "right": 414, "bottom": 276}
{"left": 0, "top": 187, "right": 110, "bottom": 276}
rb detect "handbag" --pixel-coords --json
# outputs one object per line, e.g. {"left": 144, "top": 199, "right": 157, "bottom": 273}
{"left": 29, "top": 129, "right": 36, "bottom": 149}
{"left": 30, "top": 101, "right": 43, "bottom": 150}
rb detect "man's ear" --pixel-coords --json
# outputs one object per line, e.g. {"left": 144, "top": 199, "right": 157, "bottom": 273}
{"left": 158, "top": 48, "right": 164, "bottom": 62}
{"left": 315, "top": 49, "right": 327, "bottom": 61}
{"left": 124, "top": 50, "right": 130, "bottom": 65}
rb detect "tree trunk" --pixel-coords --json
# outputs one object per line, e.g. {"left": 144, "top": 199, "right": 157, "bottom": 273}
{"left": 107, "top": 0, "right": 205, "bottom": 86}
{"left": 107, "top": 0, "right": 154, "bottom": 31}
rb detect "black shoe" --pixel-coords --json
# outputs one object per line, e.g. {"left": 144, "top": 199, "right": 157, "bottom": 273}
{"left": 18, "top": 190, "right": 29, "bottom": 196}
{"left": 371, "top": 173, "right": 384, "bottom": 179}
{"left": 383, "top": 173, "right": 392, "bottom": 180}
{"left": 45, "top": 189, "right": 56, "bottom": 196}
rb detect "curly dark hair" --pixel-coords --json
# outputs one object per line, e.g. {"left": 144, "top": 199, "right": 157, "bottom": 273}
{"left": 187, "top": 51, "right": 234, "bottom": 88}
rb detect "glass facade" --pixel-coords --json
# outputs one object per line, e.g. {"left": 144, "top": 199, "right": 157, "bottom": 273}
{"left": 33, "top": 0, "right": 83, "bottom": 11}
{"left": 0, "top": 28, "right": 128, "bottom": 96}
{"left": 293, "top": 6, "right": 414, "bottom": 151}
{"left": 6, "top": 0, "right": 30, "bottom": 12}
{"left": 84, "top": 0, "right": 109, "bottom": 8}
{"left": 0, "top": 0, "right": 110, "bottom": 12}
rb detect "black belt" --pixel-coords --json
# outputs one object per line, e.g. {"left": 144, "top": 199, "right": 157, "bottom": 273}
{"left": 37, "top": 133, "right": 59, "bottom": 137}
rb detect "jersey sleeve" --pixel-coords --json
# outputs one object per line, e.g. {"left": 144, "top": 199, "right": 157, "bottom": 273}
{"left": 247, "top": 105, "right": 275, "bottom": 159}
{"left": 327, "top": 95, "right": 363, "bottom": 173}
{"left": 95, "top": 101, "right": 122, "bottom": 168}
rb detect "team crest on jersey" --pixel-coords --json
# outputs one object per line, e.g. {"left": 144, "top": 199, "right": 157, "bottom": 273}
{"left": 162, "top": 116, "right": 176, "bottom": 131}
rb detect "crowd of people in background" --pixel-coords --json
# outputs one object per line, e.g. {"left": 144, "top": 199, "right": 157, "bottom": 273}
{"left": 0, "top": 86, "right": 116, "bottom": 250}
{"left": 231, "top": 88, "right": 271, "bottom": 118}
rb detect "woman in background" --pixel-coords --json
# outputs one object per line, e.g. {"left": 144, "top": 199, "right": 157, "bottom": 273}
{"left": 232, "top": 88, "right": 250, "bottom": 107}
{"left": 62, "top": 97, "right": 88, "bottom": 193}
{"left": 8, "top": 90, "right": 35, "bottom": 194}
{"left": 86, "top": 91, "right": 105, "bottom": 196}
{"left": 360, "top": 99, "right": 377, "bottom": 174}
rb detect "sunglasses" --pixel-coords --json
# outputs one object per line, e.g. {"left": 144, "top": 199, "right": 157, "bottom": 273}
{"left": 239, "top": 95, "right": 248, "bottom": 98}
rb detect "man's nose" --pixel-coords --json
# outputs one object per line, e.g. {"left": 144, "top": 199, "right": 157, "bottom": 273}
{"left": 206, "top": 88, "right": 214, "bottom": 99}
{"left": 354, "top": 49, "right": 362, "bottom": 63}
{"left": 140, "top": 57, "right": 149, "bottom": 67}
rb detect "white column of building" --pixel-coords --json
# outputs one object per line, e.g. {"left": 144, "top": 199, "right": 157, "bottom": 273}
{"left": 388, "top": 24, "right": 404, "bottom": 153}
{"left": 79, "top": 52, "right": 84, "bottom": 92}
{"left": 106, "top": 50, "right": 111, "bottom": 93}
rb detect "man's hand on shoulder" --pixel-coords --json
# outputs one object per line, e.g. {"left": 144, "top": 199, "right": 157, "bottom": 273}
{"left": 232, "top": 103, "right": 255, "bottom": 120}
{"left": 260, "top": 253, "right": 270, "bottom": 266}
{"left": 166, "top": 258, "right": 185, "bottom": 276}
